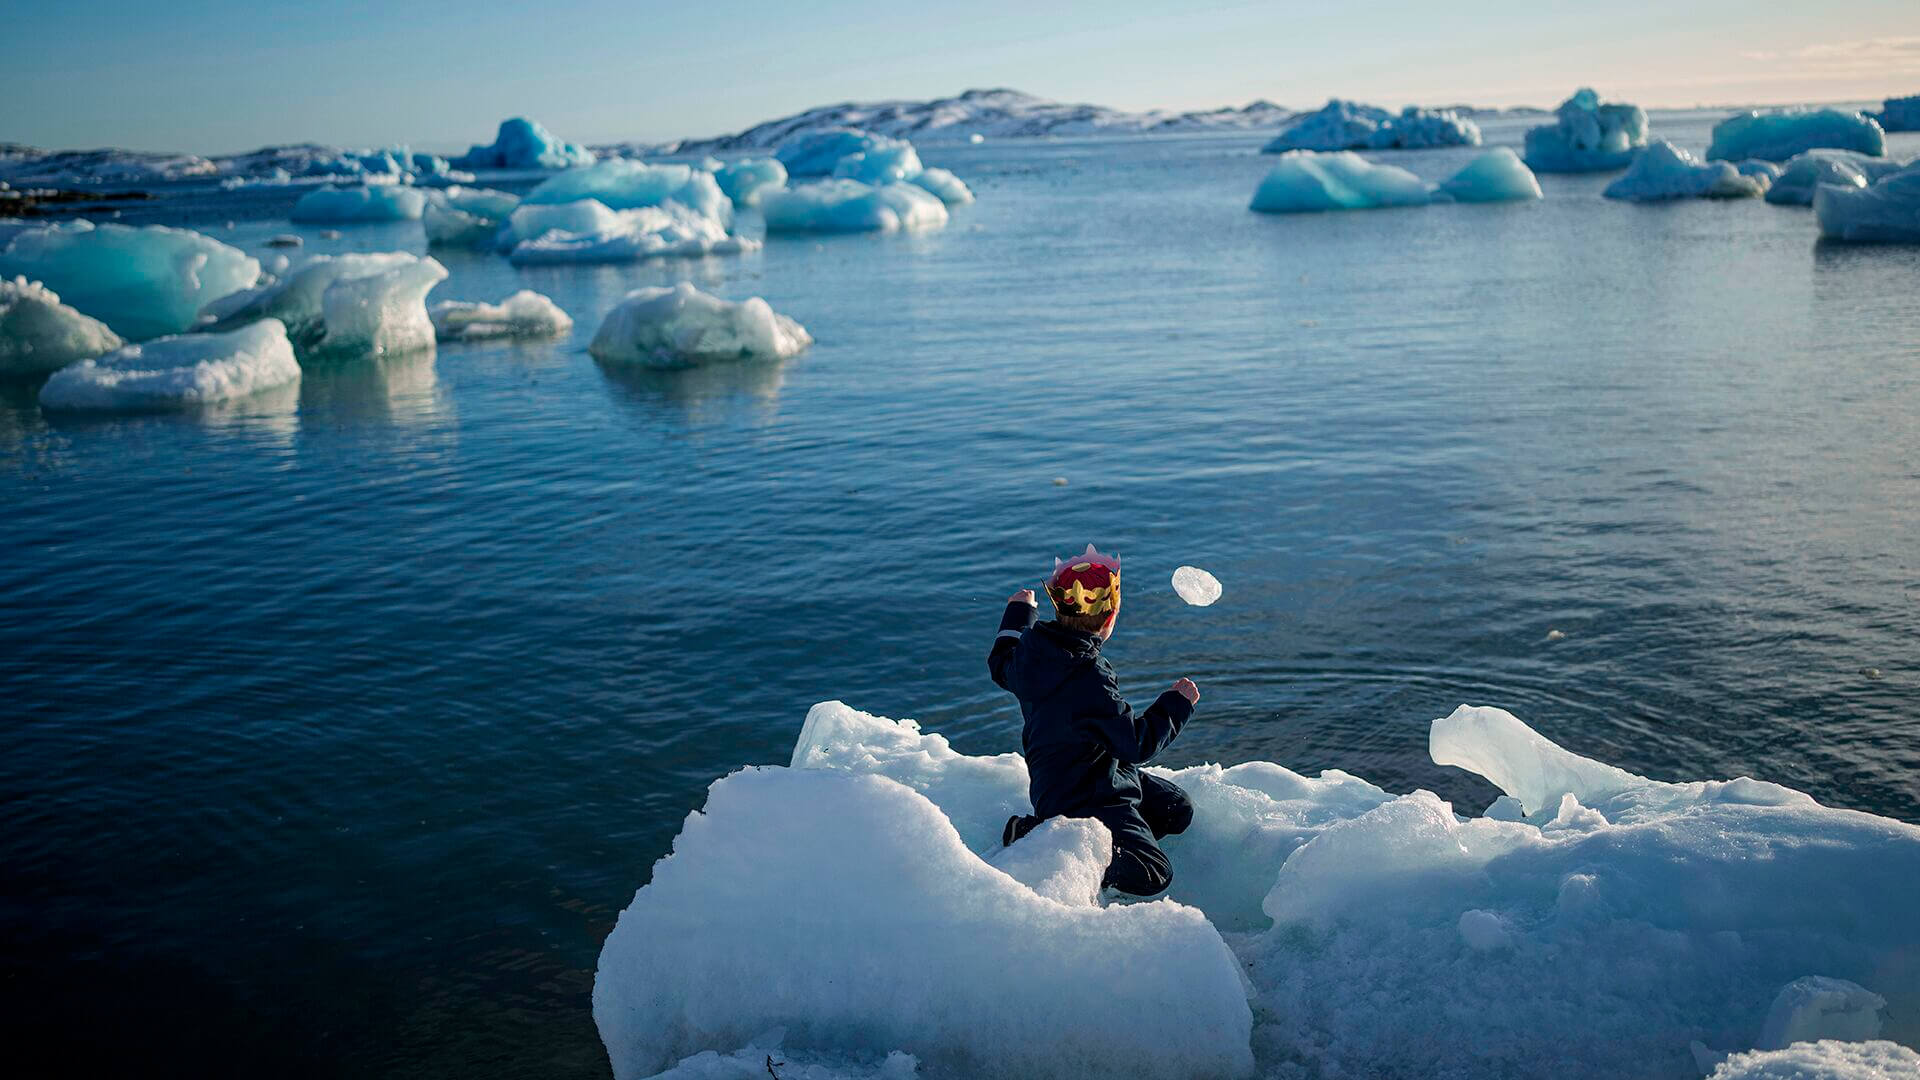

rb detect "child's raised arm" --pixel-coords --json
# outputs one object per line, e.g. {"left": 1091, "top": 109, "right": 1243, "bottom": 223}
{"left": 987, "top": 589, "right": 1038, "bottom": 691}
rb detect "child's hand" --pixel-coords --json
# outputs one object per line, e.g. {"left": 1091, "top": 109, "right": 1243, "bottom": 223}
{"left": 1172, "top": 678, "right": 1200, "bottom": 705}
{"left": 1009, "top": 589, "right": 1037, "bottom": 606}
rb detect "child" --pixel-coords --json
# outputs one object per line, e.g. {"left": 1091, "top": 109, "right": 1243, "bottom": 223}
{"left": 987, "top": 544, "right": 1201, "bottom": 897}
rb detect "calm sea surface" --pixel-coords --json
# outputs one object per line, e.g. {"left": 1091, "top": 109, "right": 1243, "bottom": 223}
{"left": 3, "top": 111, "right": 1917, "bottom": 1077}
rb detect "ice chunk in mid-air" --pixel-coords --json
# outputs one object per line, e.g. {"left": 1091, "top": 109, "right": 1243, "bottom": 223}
{"left": 774, "top": 129, "right": 897, "bottom": 177}
{"left": 0, "top": 220, "right": 261, "bottom": 340}
{"left": 1766, "top": 150, "right": 1909, "bottom": 206}
{"left": 421, "top": 186, "right": 520, "bottom": 246}
{"left": 503, "top": 200, "right": 755, "bottom": 265}
{"left": 428, "top": 290, "right": 571, "bottom": 343}
{"left": 712, "top": 157, "right": 787, "bottom": 207}
{"left": 201, "top": 252, "right": 445, "bottom": 356}
{"left": 761, "top": 180, "right": 950, "bottom": 232}
{"left": 592, "top": 765, "right": 1254, "bottom": 1080}
{"left": 908, "top": 167, "right": 974, "bottom": 205}
{"left": 1522, "top": 88, "right": 1650, "bottom": 172}
{"left": 588, "top": 283, "right": 811, "bottom": 367}
{"left": 1879, "top": 94, "right": 1920, "bottom": 133}
{"left": 520, "top": 161, "right": 731, "bottom": 225}
{"left": 1434, "top": 147, "right": 1543, "bottom": 203}
{"left": 1602, "top": 141, "right": 1767, "bottom": 201}
{"left": 450, "top": 117, "right": 595, "bottom": 170}
{"left": 1758, "top": 977, "right": 1886, "bottom": 1050}
{"left": 1172, "top": 565, "right": 1224, "bottom": 606}
{"left": 289, "top": 184, "right": 429, "bottom": 223}
{"left": 1262, "top": 100, "right": 1480, "bottom": 152}
{"left": 0, "top": 275, "right": 123, "bottom": 375}
{"left": 1708, "top": 109, "right": 1886, "bottom": 163}
{"left": 1708, "top": 1040, "right": 1920, "bottom": 1080}
{"left": 1814, "top": 162, "right": 1920, "bottom": 243}
{"left": 38, "top": 318, "right": 299, "bottom": 411}
{"left": 1249, "top": 151, "right": 1432, "bottom": 213}
{"left": 831, "top": 143, "right": 924, "bottom": 185}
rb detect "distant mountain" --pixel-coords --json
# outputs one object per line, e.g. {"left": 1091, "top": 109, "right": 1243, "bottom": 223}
{"left": 607, "top": 88, "right": 1296, "bottom": 157}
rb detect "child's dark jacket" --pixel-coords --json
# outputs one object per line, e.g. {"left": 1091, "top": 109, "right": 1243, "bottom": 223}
{"left": 987, "top": 599, "right": 1194, "bottom": 822}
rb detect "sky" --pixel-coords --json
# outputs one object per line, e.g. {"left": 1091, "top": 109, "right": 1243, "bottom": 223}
{"left": 4, "top": 0, "right": 1918, "bottom": 155}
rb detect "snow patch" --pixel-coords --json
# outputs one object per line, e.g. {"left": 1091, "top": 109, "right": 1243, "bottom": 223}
{"left": 1708, "top": 1040, "right": 1920, "bottom": 1080}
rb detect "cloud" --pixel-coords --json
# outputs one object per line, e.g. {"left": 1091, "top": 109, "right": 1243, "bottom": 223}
{"left": 1743, "top": 35, "right": 1920, "bottom": 74}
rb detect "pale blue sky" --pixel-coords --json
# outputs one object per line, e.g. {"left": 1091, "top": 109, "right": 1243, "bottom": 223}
{"left": 5, "top": 1, "right": 1917, "bottom": 155}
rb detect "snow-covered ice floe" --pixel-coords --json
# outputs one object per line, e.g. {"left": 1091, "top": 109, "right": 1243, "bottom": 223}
{"left": 201, "top": 252, "right": 446, "bottom": 356}
{"left": 1707, "top": 1040, "right": 1920, "bottom": 1080}
{"left": 1814, "top": 163, "right": 1920, "bottom": 243}
{"left": 450, "top": 117, "right": 595, "bottom": 171}
{"left": 422, "top": 186, "right": 520, "bottom": 246}
{"left": 588, "top": 283, "right": 810, "bottom": 367}
{"left": 38, "top": 318, "right": 299, "bottom": 411}
{"left": 0, "top": 275, "right": 122, "bottom": 376}
{"left": 712, "top": 157, "right": 787, "bottom": 207}
{"left": 1707, "top": 109, "right": 1886, "bottom": 164}
{"left": 290, "top": 184, "right": 429, "bottom": 223}
{"left": 1172, "top": 565, "right": 1223, "bottom": 606}
{"left": 1263, "top": 99, "right": 1481, "bottom": 152}
{"left": 1766, "top": 150, "right": 1909, "bottom": 207}
{"left": 596, "top": 699, "right": 1920, "bottom": 1080}
{"left": 500, "top": 200, "right": 756, "bottom": 265}
{"left": 1523, "top": 88, "right": 1650, "bottom": 173}
{"left": 0, "top": 220, "right": 261, "bottom": 340}
{"left": 1603, "top": 141, "right": 1768, "bottom": 201}
{"left": 1878, "top": 95, "right": 1920, "bottom": 133}
{"left": 428, "top": 291, "right": 571, "bottom": 343}
{"left": 1251, "top": 149, "right": 1540, "bottom": 213}
{"left": 761, "top": 180, "right": 950, "bottom": 232}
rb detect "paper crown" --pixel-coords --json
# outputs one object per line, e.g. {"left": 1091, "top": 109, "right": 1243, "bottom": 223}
{"left": 1046, "top": 543, "right": 1121, "bottom": 616}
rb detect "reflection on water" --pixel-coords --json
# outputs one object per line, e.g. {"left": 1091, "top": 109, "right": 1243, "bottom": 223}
{"left": 297, "top": 347, "right": 451, "bottom": 429}
{"left": 596, "top": 355, "right": 788, "bottom": 427}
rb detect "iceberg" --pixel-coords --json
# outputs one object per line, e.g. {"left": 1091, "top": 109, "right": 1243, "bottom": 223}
{"left": 1249, "top": 151, "right": 1433, "bottom": 213}
{"left": 1435, "top": 147, "right": 1544, "bottom": 203}
{"left": 588, "top": 283, "right": 810, "bottom": 367}
{"left": 1707, "top": 1041, "right": 1920, "bottom": 1080}
{"left": 831, "top": 143, "right": 924, "bottom": 185}
{"left": 289, "top": 184, "right": 429, "bottom": 223}
{"left": 0, "top": 221, "right": 261, "bottom": 340}
{"left": 421, "top": 186, "right": 520, "bottom": 246}
{"left": 502, "top": 200, "right": 755, "bottom": 266}
{"left": 428, "top": 290, "right": 571, "bottom": 343}
{"left": 907, "top": 167, "right": 974, "bottom": 205}
{"left": 450, "top": 117, "right": 595, "bottom": 171}
{"left": 1814, "top": 163, "right": 1920, "bottom": 243}
{"left": 1879, "top": 94, "right": 1920, "bottom": 133}
{"left": 1262, "top": 100, "right": 1481, "bottom": 152}
{"left": 761, "top": 180, "right": 950, "bottom": 232}
{"left": 775, "top": 129, "right": 896, "bottom": 177}
{"left": 1707, "top": 109, "right": 1885, "bottom": 163}
{"left": 201, "top": 252, "right": 445, "bottom": 356}
{"left": 0, "top": 276, "right": 123, "bottom": 376}
{"left": 1765, "top": 150, "right": 1908, "bottom": 206}
{"left": 1522, "top": 88, "right": 1650, "bottom": 173}
{"left": 520, "top": 161, "right": 730, "bottom": 226}
{"left": 38, "top": 318, "right": 299, "bottom": 411}
{"left": 600, "top": 698, "right": 1920, "bottom": 1079}
{"left": 1603, "top": 141, "right": 1767, "bottom": 201}
{"left": 1172, "top": 566, "right": 1223, "bottom": 606}
{"left": 712, "top": 157, "right": 787, "bottom": 207}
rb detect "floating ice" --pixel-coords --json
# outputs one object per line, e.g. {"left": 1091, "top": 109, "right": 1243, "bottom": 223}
{"left": 521, "top": 161, "right": 731, "bottom": 226}
{"left": 761, "top": 180, "right": 950, "bottom": 232}
{"left": 588, "top": 283, "right": 811, "bottom": 367}
{"left": 1172, "top": 565, "right": 1224, "bottom": 606}
{"left": 201, "top": 252, "right": 445, "bottom": 356}
{"left": 1435, "top": 147, "right": 1544, "bottom": 203}
{"left": 1766, "top": 151, "right": 1908, "bottom": 206}
{"left": 0, "top": 221, "right": 261, "bottom": 340}
{"left": 1603, "top": 141, "right": 1768, "bottom": 201}
{"left": 1263, "top": 100, "right": 1480, "bottom": 152}
{"left": 503, "top": 200, "right": 755, "bottom": 265}
{"left": 908, "top": 167, "right": 974, "bottom": 205}
{"left": 1708, "top": 109, "right": 1886, "bottom": 163}
{"left": 831, "top": 143, "right": 924, "bottom": 185}
{"left": 0, "top": 276, "right": 123, "bottom": 376}
{"left": 712, "top": 157, "right": 788, "bottom": 207}
{"left": 1708, "top": 1041, "right": 1920, "bottom": 1080}
{"left": 1249, "top": 151, "right": 1432, "bottom": 213}
{"left": 450, "top": 117, "right": 595, "bottom": 171}
{"left": 429, "top": 290, "right": 571, "bottom": 343}
{"left": 422, "top": 186, "right": 520, "bottom": 246}
{"left": 775, "top": 129, "right": 896, "bottom": 177}
{"left": 38, "top": 318, "right": 299, "bottom": 411}
{"left": 1523, "top": 88, "right": 1650, "bottom": 173}
{"left": 1815, "top": 162, "right": 1920, "bottom": 243}
{"left": 1758, "top": 977, "right": 1885, "bottom": 1051}
{"left": 646, "top": 1042, "right": 919, "bottom": 1080}
{"left": 289, "top": 184, "right": 429, "bottom": 223}
{"left": 1879, "top": 95, "right": 1920, "bottom": 133}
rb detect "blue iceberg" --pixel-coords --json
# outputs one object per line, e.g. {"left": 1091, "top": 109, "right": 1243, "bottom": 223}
{"left": 713, "top": 157, "right": 788, "bottom": 208}
{"left": 0, "top": 275, "right": 123, "bottom": 376}
{"left": 1878, "top": 95, "right": 1920, "bottom": 133}
{"left": 1523, "top": 88, "right": 1650, "bottom": 173}
{"left": 39, "top": 318, "right": 300, "bottom": 412}
{"left": 421, "top": 186, "right": 521, "bottom": 246}
{"left": 520, "top": 161, "right": 731, "bottom": 226}
{"left": 0, "top": 221, "right": 261, "bottom": 340}
{"left": 1263, "top": 100, "right": 1480, "bottom": 152}
{"left": 775, "top": 129, "right": 895, "bottom": 177}
{"left": 1707, "top": 109, "right": 1885, "bottom": 163}
{"left": 1249, "top": 151, "right": 1434, "bottom": 212}
{"left": 1435, "top": 148, "right": 1543, "bottom": 203}
{"left": 761, "top": 180, "right": 950, "bottom": 232}
{"left": 199, "top": 252, "right": 446, "bottom": 357}
{"left": 909, "top": 167, "right": 974, "bottom": 205}
{"left": 1603, "top": 141, "right": 1767, "bottom": 201}
{"left": 450, "top": 117, "right": 595, "bottom": 171}
{"left": 290, "top": 184, "right": 430, "bottom": 223}
{"left": 831, "top": 143, "right": 925, "bottom": 185}
{"left": 587, "top": 282, "right": 812, "bottom": 367}
{"left": 1766, "top": 150, "right": 1909, "bottom": 206}
{"left": 1815, "top": 163, "right": 1920, "bottom": 243}
{"left": 497, "top": 199, "right": 756, "bottom": 266}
